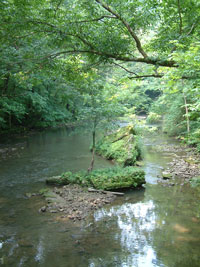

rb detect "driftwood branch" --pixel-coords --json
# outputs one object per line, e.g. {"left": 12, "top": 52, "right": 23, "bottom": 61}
{"left": 88, "top": 188, "right": 124, "bottom": 196}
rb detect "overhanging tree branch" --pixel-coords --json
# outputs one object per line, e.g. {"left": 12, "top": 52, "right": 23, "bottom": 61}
{"left": 129, "top": 74, "right": 164, "bottom": 79}
{"left": 95, "top": 0, "right": 148, "bottom": 58}
{"left": 128, "top": 74, "right": 198, "bottom": 80}
{"left": 111, "top": 62, "right": 197, "bottom": 80}
{"left": 45, "top": 49, "right": 177, "bottom": 67}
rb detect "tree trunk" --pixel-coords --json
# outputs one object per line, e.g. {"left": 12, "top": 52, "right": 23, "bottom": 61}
{"left": 88, "top": 130, "right": 96, "bottom": 173}
{"left": 183, "top": 94, "right": 190, "bottom": 134}
{"left": 9, "top": 113, "right": 12, "bottom": 129}
{"left": 2, "top": 74, "right": 10, "bottom": 96}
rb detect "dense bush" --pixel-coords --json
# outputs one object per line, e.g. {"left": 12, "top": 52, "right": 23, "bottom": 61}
{"left": 190, "top": 176, "right": 200, "bottom": 188}
{"left": 186, "top": 130, "right": 200, "bottom": 152}
{"left": 146, "top": 112, "right": 162, "bottom": 124}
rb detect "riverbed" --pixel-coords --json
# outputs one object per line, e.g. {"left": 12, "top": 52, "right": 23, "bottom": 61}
{"left": 0, "top": 127, "right": 200, "bottom": 266}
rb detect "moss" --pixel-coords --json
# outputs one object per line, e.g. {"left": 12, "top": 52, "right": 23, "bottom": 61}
{"left": 46, "top": 176, "right": 69, "bottom": 185}
{"left": 87, "top": 167, "right": 145, "bottom": 190}
{"left": 46, "top": 166, "right": 145, "bottom": 190}
{"left": 39, "top": 188, "right": 50, "bottom": 196}
{"left": 95, "top": 125, "right": 141, "bottom": 166}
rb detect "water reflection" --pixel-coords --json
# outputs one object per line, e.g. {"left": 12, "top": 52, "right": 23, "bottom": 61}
{"left": 35, "top": 237, "right": 44, "bottom": 263}
{"left": 1, "top": 128, "right": 200, "bottom": 266}
{"left": 91, "top": 200, "right": 160, "bottom": 267}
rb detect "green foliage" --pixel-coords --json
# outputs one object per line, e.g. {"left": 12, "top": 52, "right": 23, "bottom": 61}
{"left": 186, "top": 129, "right": 200, "bottom": 152}
{"left": 78, "top": 80, "right": 125, "bottom": 130}
{"left": 190, "top": 177, "right": 200, "bottom": 188}
{"left": 95, "top": 126, "right": 141, "bottom": 166}
{"left": 46, "top": 166, "right": 145, "bottom": 190}
{"left": 0, "top": 0, "right": 200, "bottom": 142}
{"left": 146, "top": 112, "right": 162, "bottom": 124}
{"left": 162, "top": 94, "right": 186, "bottom": 136}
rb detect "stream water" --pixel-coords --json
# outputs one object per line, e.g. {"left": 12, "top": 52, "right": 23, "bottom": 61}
{"left": 0, "top": 127, "right": 200, "bottom": 267}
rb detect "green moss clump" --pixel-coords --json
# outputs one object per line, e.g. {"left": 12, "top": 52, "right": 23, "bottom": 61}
{"left": 87, "top": 167, "right": 145, "bottom": 190}
{"left": 46, "top": 172, "right": 91, "bottom": 187}
{"left": 46, "top": 167, "right": 145, "bottom": 191}
{"left": 39, "top": 188, "right": 50, "bottom": 195}
{"left": 95, "top": 126, "right": 141, "bottom": 166}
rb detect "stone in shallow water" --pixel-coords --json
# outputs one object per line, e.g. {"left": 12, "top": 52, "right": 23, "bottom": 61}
{"left": 162, "top": 171, "right": 173, "bottom": 180}
{"left": 39, "top": 206, "right": 46, "bottom": 212}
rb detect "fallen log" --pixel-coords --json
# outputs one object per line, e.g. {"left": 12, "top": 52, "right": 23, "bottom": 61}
{"left": 88, "top": 187, "right": 124, "bottom": 196}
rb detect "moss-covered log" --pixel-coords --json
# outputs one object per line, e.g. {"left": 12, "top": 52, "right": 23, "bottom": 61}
{"left": 95, "top": 125, "right": 141, "bottom": 166}
{"left": 88, "top": 167, "right": 145, "bottom": 190}
{"left": 46, "top": 166, "right": 145, "bottom": 191}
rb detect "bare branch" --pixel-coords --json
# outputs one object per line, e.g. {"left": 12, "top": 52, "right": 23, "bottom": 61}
{"left": 112, "top": 62, "right": 138, "bottom": 75}
{"left": 82, "top": 61, "right": 103, "bottom": 71}
{"left": 26, "top": 15, "right": 116, "bottom": 29}
{"left": 54, "top": 0, "right": 63, "bottom": 17}
{"left": 187, "top": 18, "right": 200, "bottom": 35}
{"left": 95, "top": 0, "right": 148, "bottom": 58}
{"left": 129, "top": 74, "right": 163, "bottom": 79}
{"left": 128, "top": 74, "right": 197, "bottom": 80}
{"left": 72, "top": 15, "right": 116, "bottom": 24}
{"left": 27, "top": 20, "right": 57, "bottom": 28}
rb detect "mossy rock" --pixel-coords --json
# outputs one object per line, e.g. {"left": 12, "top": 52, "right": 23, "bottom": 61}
{"left": 87, "top": 167, "right": 145, "bottom": 190}
{"left": 46, "top": 167, "right": 145, "bottom": 191}
{"left": 46, "top": 172, "right": 91, "bottom": 187}
{"left": 95, "top": 126, "right": 141, "bottom": 166}
{"left": 162, "top": 171, "right": 173, "bottom": 180}
{"left": 46, "top": 175, "right": 68, "bottom": 185}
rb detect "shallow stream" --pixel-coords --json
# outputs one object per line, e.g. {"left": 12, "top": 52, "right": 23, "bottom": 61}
{"left": 0, "top": 127, "right": 200, "bottom": 266}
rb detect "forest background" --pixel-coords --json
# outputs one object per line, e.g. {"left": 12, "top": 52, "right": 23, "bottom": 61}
{"left": 0, "top": 0, "right": 200, "bottom": 150}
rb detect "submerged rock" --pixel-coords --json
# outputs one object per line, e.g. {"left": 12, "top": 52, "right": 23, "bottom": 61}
{"left": 162, "top": 171, "right": 173, "bottom": 180}
{"left": 39, "top": 206, "right": 46, "bottom": 212}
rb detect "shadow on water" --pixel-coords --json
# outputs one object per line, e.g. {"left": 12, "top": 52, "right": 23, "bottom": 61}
{"left": 0, "top": 127, "right": 200, "bottom": 266}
